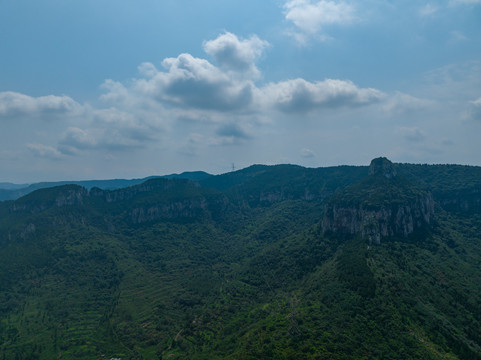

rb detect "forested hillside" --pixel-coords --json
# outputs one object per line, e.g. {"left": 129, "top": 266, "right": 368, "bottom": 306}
{"left": 0, "top": 158, "right": 480, "bottom": 359}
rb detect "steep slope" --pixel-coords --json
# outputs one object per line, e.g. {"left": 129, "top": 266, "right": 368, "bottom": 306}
{"left": 397, "top": 163, "right": 481, "bottom": 213}
{"left": 322, "top": 157, "right": 434, "bottom": 244}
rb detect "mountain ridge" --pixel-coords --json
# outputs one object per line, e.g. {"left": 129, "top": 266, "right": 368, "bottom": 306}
{"left": 0, "top": 171, "right": 212, "bottom": 201}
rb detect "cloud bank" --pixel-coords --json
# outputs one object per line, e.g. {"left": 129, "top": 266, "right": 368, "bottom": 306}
{"left": 0, "top": 31, "right": 444, "bottom": 175}
{"left": 0, "top": 92, "right": 81, "bottom": 119}
{"left": 260, "top": 78, "right": 384, "bottom": 113}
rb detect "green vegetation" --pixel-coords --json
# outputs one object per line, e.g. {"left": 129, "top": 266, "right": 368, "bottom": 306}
{"left": 0, "top": 162, "right": 480, "bottom": 359}
{"left": 328, "top": 168, "right": 426, "bottom": 209}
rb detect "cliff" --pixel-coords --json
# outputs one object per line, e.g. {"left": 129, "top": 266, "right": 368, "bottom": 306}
{"left": 322, "top": 157, "right": 435, "bottom": 244}
{"left": 11, "top": 184, "right": 88, "bottom": 213}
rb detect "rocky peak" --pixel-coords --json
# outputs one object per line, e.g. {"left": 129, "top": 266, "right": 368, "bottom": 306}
{"left": 369, "top": 157, "right": 397, "bottom": 179}
{"left": 322, "top": 158, "right": 434, "bottom": 244}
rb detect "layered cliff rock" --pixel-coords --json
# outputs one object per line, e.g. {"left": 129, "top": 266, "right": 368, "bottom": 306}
{"left": 322, "top": 157, "right": 434, "bottom": 244}
{"left": 91, "top": 178, "right": 230, "bottom": 224}
{"left": 11, "top": 185, "right": 88, "bottom": 213}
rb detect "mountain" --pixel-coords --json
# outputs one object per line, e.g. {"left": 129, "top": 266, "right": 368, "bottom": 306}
{"left": 0, "top": 159, "right": 480, "bottom": 359}
{"left": 322, "top": 157, "right": 435, "bottom": 244}
{"left": 0, "top": 171, "right": 212, "bottom": 201}
{"left": 0, "top": 183, "right": 29, "bottom": 190}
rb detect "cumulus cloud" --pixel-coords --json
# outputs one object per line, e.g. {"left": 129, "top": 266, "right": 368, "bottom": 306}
{"left": 101, "top": 33, "right": 269, "bottom": 115}
{"left": 100, "top": 32, "right": 386, "bottom": 119}
{"left": 0, "top": 92, "right": 147, "bottom": 159}
{"left": 0, "top": 91, "right": 81, "bottom": 119}
{"left": 203, "top": 32, "right": 269, "bottom": 78}
{"left": 58, "top": 127, "right": 97, "bottom": 155}
{"left": 260, "top": 78, "right": 384, "bottom": 113}
{"left": 138, "top": 62, "right": 159, "bottom": 78}
{"left": 134, "top": 53, "right": 254, "bottom": 111}
{"left": 57, "top": 108, "right": 164, "bottom": 155}
{"left": 283, "top": 0, "right": 356, "bottom": 43}
{"left": 100, "top": 80, "right": 132, "bottom": 104}
{"left": 27, "top": 143, "right": 64, "bottom": 159}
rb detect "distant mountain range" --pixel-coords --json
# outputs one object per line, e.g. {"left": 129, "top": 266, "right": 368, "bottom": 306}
{"left": 1, "top": 158, "right": 480, "bottom": 359}
{"left": 0, "top": 171, "right": 212, "bottom": 201}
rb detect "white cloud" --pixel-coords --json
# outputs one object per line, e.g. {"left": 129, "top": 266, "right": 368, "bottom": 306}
{"left": 99, "top": 33, "right": 387, "bottom": 120}
{"left": 134, "top": 53, "right": 254, "bottom": 112}
{"left": 203, "top": 32, "right": 269, "bottom": 78}
{"left": 57, "top": 107, "right": 164, "bottom": 155}
{"left": 58, "top": 127, "right": 97, "bottom": 155}
{"left": 383, "top": 92, "right": 432, "bottom": 115}
{"left": 93, "top": 108, "right": 163, "bottom": 142}
{"left": 27, "top": 143, "right": 64, "bottom": 159}
{"left": 300, "top": 148, "right": 316, "bottom": 158}
{"left": 99, "top": 80, "right": 131, "bottom": 104}
{"left": 260, "top": 78, "right": 384, "bottom": 113}
{"left": 283, "top": 0, "right": 356, "bottom": 42}
{"left": 468, "top": 97, "right": 481, "bottom": 120}
{"left": 100, "top": 33, "right": 269, "bottom": 115}
{"left": 138, "top": 62, "right": 159, "bottom": 78}
{"left": 0, "top": 91, "right": 81, "bottom": 119}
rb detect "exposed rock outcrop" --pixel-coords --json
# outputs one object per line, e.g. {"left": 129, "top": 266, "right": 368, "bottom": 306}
{"left": 368, "top": 156, "right": 397, "bottom": 179}
{"left": 11, "top": 185, "right": 88, "bottom": 213}
{"left": 322, "top": 157, "right": 435, "bottom": 244}
{"left": 322, "top": 195, "right": 434, "bottom": 244}
{"left": 91, "top": 178, "right": 230, "bottom": 224}
{"left": 55, "top": 187, "right": 87, "bottom": 207}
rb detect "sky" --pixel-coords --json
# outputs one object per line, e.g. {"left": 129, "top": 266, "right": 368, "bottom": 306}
{"left": 1, "top": 0, "right": 481, "bottom": 183}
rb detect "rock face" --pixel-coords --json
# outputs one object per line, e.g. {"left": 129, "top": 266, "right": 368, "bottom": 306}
{"left": 322, "top": 195, "right": 434, "bottom": 244}
{"left": 11, "top": 185, "right": 88, "bottom": 213}
{"left": 322, "top": 157, "right": 435, "bottom": 244}
{"left": 91, "top": 178, "right": 230, "bottom": 224}
{"left": 368, "top": 157, "right": 397, "bottom": 178}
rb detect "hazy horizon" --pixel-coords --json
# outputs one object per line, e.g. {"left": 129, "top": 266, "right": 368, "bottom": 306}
{"left": 2, "top": 158, "right": 481, "bottom": 186}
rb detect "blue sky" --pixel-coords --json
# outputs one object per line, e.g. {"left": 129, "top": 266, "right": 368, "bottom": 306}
{"left": 1, "top": 0, "right": 481, "bottom": 182}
